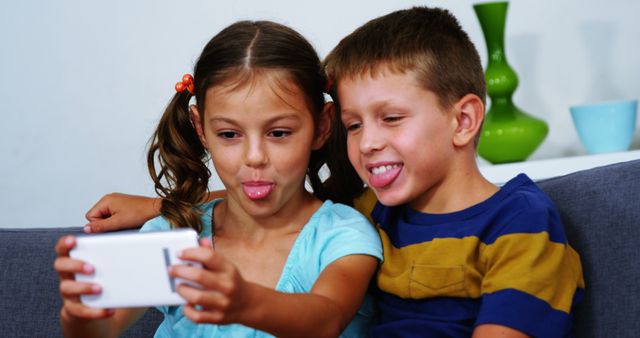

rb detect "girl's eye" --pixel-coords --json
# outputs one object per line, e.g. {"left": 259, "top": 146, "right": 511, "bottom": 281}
{"left": 218, "top": 131, "right": 239, "bottom": 139}
{"left": 344, "top": 122, "right": 361, "bottom": 132}
{"left": 269, "top": 130, "right": 291, "bottom": 138}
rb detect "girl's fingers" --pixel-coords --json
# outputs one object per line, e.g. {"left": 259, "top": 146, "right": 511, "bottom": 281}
{"left": 63, "top": 300, "right": 114, "bottom": 320}
{"left": 54, "top": 257, "right": 93, "bottom": 283}
{"left": 182, "top": 303, "right": 225, "bottom": 324}
{"left": 176, "top": 283, "right": 230, "bottom": 310}
{"left": 179, "top": 246, "right": 227, "bottom": 272}
{"left": 59, "top": 280, "right": 101, "bottom": 299}
{"left": 54, "top": 257, "right": 93, "bottom": 275}
{"left": 199, "top": 237, "right": 213, "bottom": 248}
{"left": 54, "top": 236, "right": 76, "bottom": 256}
{"left": 169, "top": 264, "right": 225, "bottom": 291}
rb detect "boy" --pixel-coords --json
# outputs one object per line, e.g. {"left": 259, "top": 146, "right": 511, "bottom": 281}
{"left": 323, "top": 7, "right": 584, "bottom": 337}
{"left": 85, "top": 6, "right": 584, "bottom": 337}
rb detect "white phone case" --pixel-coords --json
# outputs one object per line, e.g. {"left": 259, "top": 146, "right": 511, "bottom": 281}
{"left": 70, "top": 229, "right": 201, "bottom": 308}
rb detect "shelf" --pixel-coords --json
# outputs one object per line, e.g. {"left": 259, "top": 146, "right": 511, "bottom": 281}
{"left": 479, "top": 150, "right": 640, "bottom": 185}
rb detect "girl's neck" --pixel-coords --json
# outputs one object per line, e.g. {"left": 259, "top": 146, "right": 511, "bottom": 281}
{"left": 213, "top": 190, "right": 322, "bottom": 243}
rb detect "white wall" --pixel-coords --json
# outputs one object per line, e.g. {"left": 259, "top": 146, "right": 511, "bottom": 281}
{"left": 1, "top": 0, "right": 639, "bottom": 228}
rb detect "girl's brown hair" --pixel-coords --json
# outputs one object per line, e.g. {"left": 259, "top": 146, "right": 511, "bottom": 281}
{"left": 147, "top": 21, "right": 364, "bottom": 231}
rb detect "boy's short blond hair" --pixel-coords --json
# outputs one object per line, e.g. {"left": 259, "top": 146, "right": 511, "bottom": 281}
{"left": 324, "top": 6, "right": 486, "bottom": 111}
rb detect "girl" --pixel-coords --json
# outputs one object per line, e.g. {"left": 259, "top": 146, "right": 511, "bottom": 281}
{"left": 54, "top": 20, "right": 381, "bottom": 338}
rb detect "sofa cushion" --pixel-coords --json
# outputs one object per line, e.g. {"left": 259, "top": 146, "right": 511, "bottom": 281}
{"left": 538, "top": 159, "right": 640, "bottom": 338}
{"left": 0, "top": 227, "right": 162, "bottom": 337}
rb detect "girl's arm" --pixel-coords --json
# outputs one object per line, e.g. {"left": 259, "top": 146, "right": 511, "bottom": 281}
{"left": 84, "top": 191, "right": 226, "bottom": 233}
{"left": 55, "top": 235, "right": 147, "bottom": 338}
{"left": 172, "top": 240, "right": 378, "bottom": 338}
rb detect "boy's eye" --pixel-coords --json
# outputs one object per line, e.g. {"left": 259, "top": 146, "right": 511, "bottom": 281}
{"left": 218, "top": 131, "right": 239, "bottom": 139}
{"left": 268, "top": 129, "right": 292, "bottom": 138}
{"left": 383, "top": 115, "right": 403, "bottom": 123}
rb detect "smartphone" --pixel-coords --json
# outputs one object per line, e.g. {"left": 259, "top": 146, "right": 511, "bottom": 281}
{"left": 70, "top": 229, "right": 201, "bottom": 308}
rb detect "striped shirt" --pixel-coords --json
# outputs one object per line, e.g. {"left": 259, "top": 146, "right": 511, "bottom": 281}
{"left": 369, "top": 174, "right": 584, "bottom": 337}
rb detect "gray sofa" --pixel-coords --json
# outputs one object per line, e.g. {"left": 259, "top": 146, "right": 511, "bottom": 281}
{"left": 1, "top": 159, "right": 638, "bottom": 337}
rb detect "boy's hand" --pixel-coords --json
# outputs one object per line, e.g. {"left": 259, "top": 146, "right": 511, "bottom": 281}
{"left": 169, "top": 239, "right": 252, "bottom": 324}
{"left": 84, "top": 193, "right": 159, "bottom": 233}
{"left": 54, "top": 235, "right": 114, "bottom": 320}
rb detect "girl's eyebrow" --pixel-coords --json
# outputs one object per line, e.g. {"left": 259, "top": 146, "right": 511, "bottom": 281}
{"left": 208, "top": 113, "right": 303, "bottom": 125}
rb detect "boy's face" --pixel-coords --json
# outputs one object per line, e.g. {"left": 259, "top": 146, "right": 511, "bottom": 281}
{"left": 338, "top": 69, "right": 457, "bottom": 210}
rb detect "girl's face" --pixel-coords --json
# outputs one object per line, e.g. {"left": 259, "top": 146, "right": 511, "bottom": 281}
{"left": 193, "top": 74, "right": 330, "bottom": 219}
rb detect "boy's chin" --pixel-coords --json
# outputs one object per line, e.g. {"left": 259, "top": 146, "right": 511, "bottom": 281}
{"left": 371, "top": 189, "right": 410, "bottom": 207}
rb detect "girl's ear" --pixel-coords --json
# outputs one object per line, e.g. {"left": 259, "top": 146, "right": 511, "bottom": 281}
{"left": 312, "top": 102, "right": 335, "bottom": 150}
{"left": 190, "top": 105, "right": 208, "bottom": 149}
{"left": 452, "top": 94, "right": 485, "bottom": 147}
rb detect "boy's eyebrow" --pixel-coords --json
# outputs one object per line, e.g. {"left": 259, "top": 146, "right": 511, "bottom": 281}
{"left": 341, "top": 99, "right": 400, "bottom": 115}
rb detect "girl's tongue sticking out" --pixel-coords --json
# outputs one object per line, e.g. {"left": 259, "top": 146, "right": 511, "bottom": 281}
{"left": 242, "top": 182, "right": 275, "bottom": 200}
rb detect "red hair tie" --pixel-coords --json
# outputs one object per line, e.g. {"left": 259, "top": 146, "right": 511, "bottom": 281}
{"left": 175, "top": 74, "right": 194, "bottom": 95}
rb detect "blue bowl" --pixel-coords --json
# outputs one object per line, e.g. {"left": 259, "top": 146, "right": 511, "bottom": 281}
{"left": 570, "top": 99, "right": 638, "bottom": 154}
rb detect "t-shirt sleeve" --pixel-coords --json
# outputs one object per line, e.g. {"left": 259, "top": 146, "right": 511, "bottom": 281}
{"left": 317, "top": 204, "right": 383, "bottom": 272}
{"left": 476, "top": 204, "right": 585, "bottom": 337}
{"left": 139, "top": 215, "right": 172, "bottom": 232}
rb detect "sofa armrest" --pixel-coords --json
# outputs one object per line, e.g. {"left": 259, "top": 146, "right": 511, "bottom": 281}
{"left": 0, "top": 227, "right": 162, "bottom": 337}
{"left": 538, "top": 159, "right": 640, "bottom": 337}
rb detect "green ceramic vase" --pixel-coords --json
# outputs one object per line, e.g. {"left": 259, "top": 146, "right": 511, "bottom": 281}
{"left": 474, "top": 1, "right": 548, "bottom": 164}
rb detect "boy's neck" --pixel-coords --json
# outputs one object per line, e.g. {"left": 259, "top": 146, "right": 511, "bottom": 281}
{"left": 409, "top": 156, "right": 498, "bottom": 215}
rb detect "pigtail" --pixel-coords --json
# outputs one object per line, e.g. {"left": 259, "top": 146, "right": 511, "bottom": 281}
{"left": 306, "top": 78, "right": 365, "bottom": 206}
{"left": 147, "top": 90, "right": 210, "bottom": 232}
{"left": 324, "top": 109, "right": 366, "bottom": 205}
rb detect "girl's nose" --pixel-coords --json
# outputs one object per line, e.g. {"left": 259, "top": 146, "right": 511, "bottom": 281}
{"left": 244, "top": 137, "right": 268, "bottom": 167}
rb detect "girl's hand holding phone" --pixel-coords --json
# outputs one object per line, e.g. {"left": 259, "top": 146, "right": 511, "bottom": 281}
{"left": 54, "top": 236, "right": 114, "bottom": 321}
{"left": 169, "top": 239, "right": 251, "bottom": 324}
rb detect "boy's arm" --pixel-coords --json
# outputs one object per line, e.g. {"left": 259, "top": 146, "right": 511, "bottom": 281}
{"left": 85, "top": 191, "right": 226, "bottom": 233}
{"left": 475, "top": 206, "right": 584, "bottom": 337}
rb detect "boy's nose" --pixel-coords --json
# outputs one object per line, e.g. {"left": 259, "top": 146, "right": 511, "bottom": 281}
{"left": 359, "top": 125, "right": 384, "bottom": 154}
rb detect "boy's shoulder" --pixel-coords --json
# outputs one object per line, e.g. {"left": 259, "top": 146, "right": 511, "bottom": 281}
{"left": 372, "top": 173, "right": 567, "bottom": 244}
{"left": 482, "top": 173, "right": 568, "bottom": 244}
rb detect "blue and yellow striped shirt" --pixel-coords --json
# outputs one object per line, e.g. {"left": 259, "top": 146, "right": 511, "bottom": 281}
{"left": 368, "top": 174, "right": 584, "bottom": 337}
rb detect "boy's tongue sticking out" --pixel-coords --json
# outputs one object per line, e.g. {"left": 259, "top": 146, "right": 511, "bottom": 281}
{"left": 367, "top": 163, "right": 402, "bottom": 189}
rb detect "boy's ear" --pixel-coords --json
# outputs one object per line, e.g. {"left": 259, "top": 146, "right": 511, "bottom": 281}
{"left": 312, "top": 102, "right": 335, "bottom": 150}
{"left": 190, "top": 105, "right": 208, "bottom": 149}
{"left": 452, "top": 94, "right": 485, "bottom": 147}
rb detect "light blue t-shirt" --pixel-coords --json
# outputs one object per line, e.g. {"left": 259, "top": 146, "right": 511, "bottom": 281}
{"left": 140, "top": 199, "right": 383, "bottom": 338}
